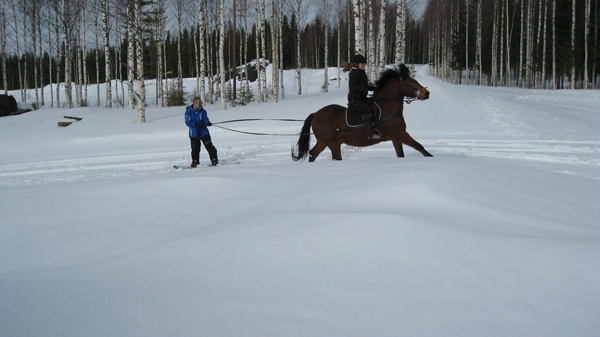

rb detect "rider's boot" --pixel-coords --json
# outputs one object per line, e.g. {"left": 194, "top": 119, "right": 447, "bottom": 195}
{"left": 363, "top": 113, "right": 381, "bottom": 140}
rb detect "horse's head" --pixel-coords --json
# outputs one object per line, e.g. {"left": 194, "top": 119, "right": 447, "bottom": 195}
{"left": 374, "top": 65, "right": 430, "bottom": 101}
{"left": 397, "top": 64, "right": 430, "bottom": 101}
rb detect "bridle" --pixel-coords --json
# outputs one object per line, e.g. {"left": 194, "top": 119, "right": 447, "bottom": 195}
{"left": 373, "top": 76, "right": 426, "bottom": 105}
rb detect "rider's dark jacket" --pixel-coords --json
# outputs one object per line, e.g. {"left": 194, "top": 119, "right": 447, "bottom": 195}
{"left": 348, "top": 67, "right": 370, "bottom": 102}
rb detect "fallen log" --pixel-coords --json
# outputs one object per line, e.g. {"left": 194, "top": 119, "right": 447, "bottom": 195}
{"left": 63, "top": 116, "right": 83, "bottom": 121}
{"left": 57, "top": 121, "right": 72, "bottom": 127}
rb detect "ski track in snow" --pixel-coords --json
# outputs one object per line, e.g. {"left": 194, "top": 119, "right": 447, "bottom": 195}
{"left": 2, "top": 138, "right": 598, "bottom": 186}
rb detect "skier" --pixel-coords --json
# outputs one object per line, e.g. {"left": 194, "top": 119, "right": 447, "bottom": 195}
{"left": 185, "top": 97, "right": 218, "bottom": 167}
{"left": 348, "top": 54, "right": 381, "bottom": 140}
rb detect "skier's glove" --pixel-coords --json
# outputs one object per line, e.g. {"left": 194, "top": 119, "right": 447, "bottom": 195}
{"left": 206, "top": 122, "right": 212, "bottom": 126}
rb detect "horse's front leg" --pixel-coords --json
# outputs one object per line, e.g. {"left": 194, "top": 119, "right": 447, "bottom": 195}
{"left": 396, "top": 133, "right": 433, "bottom": 157}
{"left": 392, "top": 140, "right": 405, "bottom": 158}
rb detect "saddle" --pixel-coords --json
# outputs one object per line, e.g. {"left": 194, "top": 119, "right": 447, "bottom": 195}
{"left": 345, "top": 102, "right": 382, "bottom": 127}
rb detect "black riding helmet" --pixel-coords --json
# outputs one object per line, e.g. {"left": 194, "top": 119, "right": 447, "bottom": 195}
{"left": 353, "top": 54, "right": 367, "bottom": 64}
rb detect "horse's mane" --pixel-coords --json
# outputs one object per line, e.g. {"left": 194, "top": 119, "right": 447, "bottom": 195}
{"left": 373, "top": 65, "right": 410, "bottom": 96}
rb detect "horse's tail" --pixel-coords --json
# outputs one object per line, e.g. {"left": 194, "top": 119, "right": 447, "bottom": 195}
{"left": 291, "top": 113, "right": 314, "bottom": 162}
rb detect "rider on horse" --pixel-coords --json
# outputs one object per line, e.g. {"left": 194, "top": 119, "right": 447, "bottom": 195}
{"left": 348, "top": 54, "right": 381, "bottom": 140}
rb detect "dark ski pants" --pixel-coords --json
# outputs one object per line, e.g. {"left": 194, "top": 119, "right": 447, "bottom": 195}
{"left": 190, "top": 135, "right": 218, "bottom": 163}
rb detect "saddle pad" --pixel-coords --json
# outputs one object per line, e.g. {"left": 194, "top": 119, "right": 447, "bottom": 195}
{"left": 345, "top": 102, "right": 382, "bottom": 127}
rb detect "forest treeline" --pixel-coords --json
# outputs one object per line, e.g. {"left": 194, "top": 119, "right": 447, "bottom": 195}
{"left": 0, "top": 0, "right": 597, "bottom": 118}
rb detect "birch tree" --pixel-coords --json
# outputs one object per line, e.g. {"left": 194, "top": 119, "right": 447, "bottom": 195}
{"left": 199, "top": 0, "right": 206, "bottom": 104}
{"left": 1, "top": 0, "right": 6, "bottom": 94}
{"left": 127, "top": 1, "right": 135, "bottom": 110}
{"left": 319, "top": 0, "right": 330, "bottom": 92}
{"left": 255, "top": 0, "right": 262, "bottom": 100}
{"left": 101, "top": 0, "right": 112, "bottom": 107}
{"left": 476, "top": 0, "right": 482, "bottom": 85}
{"left": 81, "top": 0, "right": 88, "bottom": 104}
{"left": 465, "top": 0, "right": 469, "bottom": 79}
{"left": 278, "top": 0, "right": 284, "bottom": 98}
{"left": 352, "top": 0, "right": 363, "bottom": 55}
{"left": 367, "top": 0, "right": 374, "bottom": 81}
{"left": 271, "top": 0, "right": 279, "bottom": 101}
{"left": 571, "top": 0, "right": 576, "bottom": 89}
{"left": 378, "top": 0, "right": 387, "bottom": 75}
{"left": 134, "top": 0, "right": 145, "bottom": 122}
{"left": 584, "top": 0, "right": 591, "bottom": 89}
{"left": 219, "top": 0, "right": 227, "bottom": 110}
{"left": 395, "top": 0, "right": 406, "bottom": 67}
{"left": 290, "top": 0, "right": 310, "bottom": 95}
{"left": 552, "top": 0, "right": 556, "bottom": 88}
{"left": 62, "top": 0, "right": 73, "bottom": 108}
{"left": 93, "top": 0, "right": 100, "bottom": 105}
{"left": 9, "top": 0, "right": 24, "bottom": 101}
{"left": 542, "top": 0, "right": 548, "bottom": 88}
{"left": 260, "top": 0, "right": 267, "bottom": 101}
{"left": 176, "top": 0, "right": 185, "bottom": 92}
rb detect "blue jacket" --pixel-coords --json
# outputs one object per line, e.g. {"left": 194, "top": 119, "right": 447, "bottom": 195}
{"left": 185, "top": 104, "right": 211, "bottom": 138}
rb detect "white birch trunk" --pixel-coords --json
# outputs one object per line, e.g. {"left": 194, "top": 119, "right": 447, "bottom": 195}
{"left": 395, "top": 0, "right": 406, "bottom": 66}
{"left": 22, "top": 3, "right": 28, "bottom": 101}
{"left": 134, "top": 0, "right": 145, "bottom": 122}
{"left": 542, "top": 0, "right": 548, "bottom": 88}
{"left": 535, "top": 0, "right": 543, "bottom": 88}
{"left": 378, "top": 0, "right": 387, "bottom": 75}
{"left": 526, "top": 0, "right": 533, "bottom": 88}
{"left": 491, "top": 0, "right": 498, "bottom": 86}
{"left": 571, "top": 0, "right": 576, "bottom": 89}
{"left": 260, "top": 0, "right": 267, "bottom": 102}
{"left": 48, "top": 17, "right": 53, "bottom": 107}
{"left": 505, "top": 0, "right": 510, "bottom": 86}
{"left": 337, "top": 0, "right": 342, "bottom": 88}
{"left": 199, "top": 0, "right": 206, "bottom": 104}
{"left": 177, "top": 0, "right": 183, "bottom": 93}
{"left": 499, "top": 0, "right": 504, "bottom": 86}
{"left": 352, "top": 0, "right": 363, "bottom": 55}
{"left": 367, "top": 0, "right": 374, "bottom": 81}
{"left": 477, "top": 0, "right": 482, "bottom": 85}
{"left": 9, "top": 0, "right": 23, "bottom": 101}
{"left": 1, "top": 0, "right": 6, "bottom": 95}
{"left": 295, "top": 0, "right": 301, "bottom": 95}
{"left": 271, "top": 0, "right": 278, "bottom": 102}
{"left": 101, "top": 0, "right": 111, "bottom": 107}
{"left": 219, "top": 0, "right": 227, "bottom": 110}
{"left": 32, "top": 2, "right": 39, "bottom": 104}
{"left": 93, "top": 3, "right": 99, "bottom": 106}
{"left": 127, "top": 3, "right": 135, "bottom": 110}
{"left": 519, "top": 0, "right": 524, "bottom": 86}
{"left": 63, "top": 0, "right": 73, "bottom": 108}
{"left": 255, "top": 0, "right": 263, "bottom": 100}
{"left": 322, "top": 0, "right": 329, "bottom": 92}
{"left": 81, "top": 0, "right": 87, "bottom": 104}
{"left": 552, "top": 0, "right": 557, "bottom": 89}
{"left": 584, "top": 0, "right": 590, "bottom": 88}
{"left": 278, "top": 0, "right": 284, "bottom": 99}
{"left": 194, "top": 23, "right": 199, "bottom": 94}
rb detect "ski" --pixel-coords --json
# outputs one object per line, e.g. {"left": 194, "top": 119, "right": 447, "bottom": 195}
{"left": 173, "top": 160, "right": 241, "bottom": 170}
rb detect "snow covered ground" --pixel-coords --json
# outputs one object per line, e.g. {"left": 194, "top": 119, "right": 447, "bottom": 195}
{"left": 1, "top": 65, "right": 599, "bottom": 337}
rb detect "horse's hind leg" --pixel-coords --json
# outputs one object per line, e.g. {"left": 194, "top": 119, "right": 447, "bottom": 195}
{"left": 309, "top": 140, "right": 327, "bottom": 162}
{"left": 396, "top": 133, "right": 433, "bottom": 157}
{"left": 329, "top": 143, "right": 343, "bottom": 160}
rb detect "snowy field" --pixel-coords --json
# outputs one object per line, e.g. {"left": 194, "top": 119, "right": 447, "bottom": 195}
{"left": 1, "top": 65, "right": 599, "bottom": 337}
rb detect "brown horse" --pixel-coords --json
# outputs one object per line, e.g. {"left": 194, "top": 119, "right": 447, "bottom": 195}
{"left": 292, "top": 64, "right": 432, "bottom": 162}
